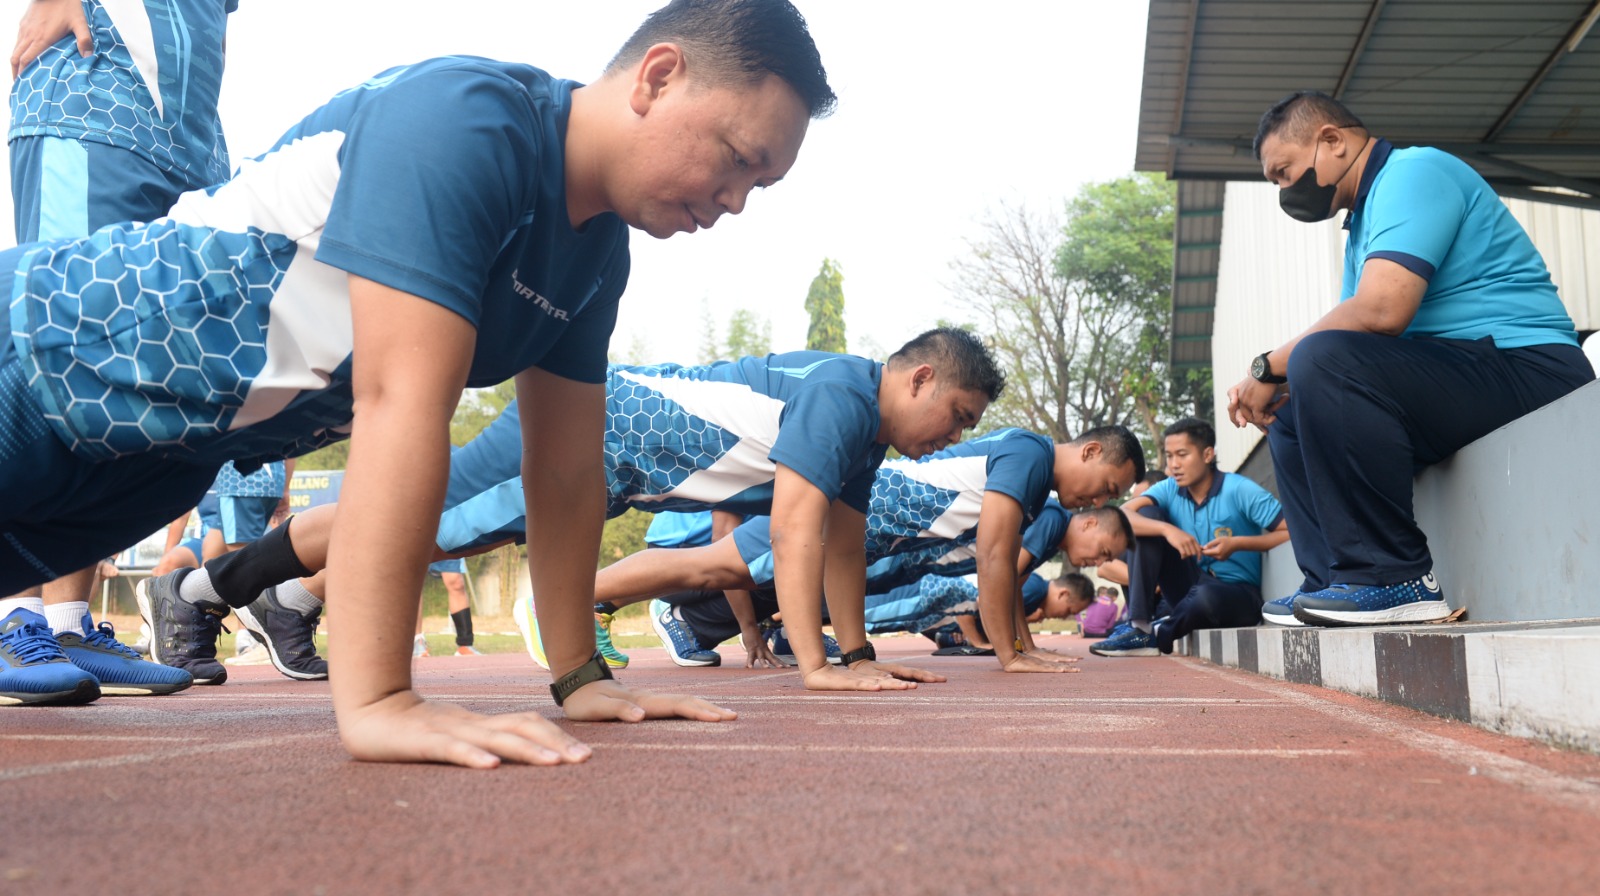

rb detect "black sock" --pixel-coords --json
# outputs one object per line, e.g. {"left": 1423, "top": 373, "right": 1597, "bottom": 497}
{"left": 451, "top": 608, "right": 474, "bottom": 647}
{"left": 205, "top": 519, "right": 315, "bottom": 609}
{"left": 594, "top": 601, "right": 619, "bottom": 615}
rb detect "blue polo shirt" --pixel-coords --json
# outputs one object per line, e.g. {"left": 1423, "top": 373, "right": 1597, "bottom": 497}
{"left": 1343, "top": 139, "right": 1577, "bottom": 349}
{"left": 1142, "top": 471, "right": 1282, "bottom": 586}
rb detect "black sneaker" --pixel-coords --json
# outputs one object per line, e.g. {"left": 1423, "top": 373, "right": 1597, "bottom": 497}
{"left": 136, "top": 570, "right": 228, "bottom": 685}
{"left": 236, "top": 586, "right": 328, "bottom": 681}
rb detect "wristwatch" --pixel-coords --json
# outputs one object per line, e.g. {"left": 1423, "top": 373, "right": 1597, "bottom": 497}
{"left": 1250, "top": 351, "right": 1287, "bottom": 385}
{"left": 549, "top": 652, "right": 614, "bottom": 706}
{"left": 838, "top": 642, "right": 876, "bottom": 666}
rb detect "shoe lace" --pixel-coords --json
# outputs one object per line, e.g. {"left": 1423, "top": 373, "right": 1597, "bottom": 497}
{"left": 2, "top": 618, "right": 67, "bottom": 664}
{"left": 83, "top": 622, "right": 141, "bottom": 659}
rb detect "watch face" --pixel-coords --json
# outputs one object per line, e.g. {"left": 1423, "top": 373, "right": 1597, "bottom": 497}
{"left": 1251, "top": 354, "right": 1267, "bottom": 380}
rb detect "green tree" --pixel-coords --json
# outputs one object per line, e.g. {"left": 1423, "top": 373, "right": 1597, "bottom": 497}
{"left": 804, "top": 258, "right": 847, "bottom": 353}
{"left": 951, "top": 174, "right": 1193, "bottom": 450}
{"left": 724, "top": 308, "right": 772, "bottom": 359}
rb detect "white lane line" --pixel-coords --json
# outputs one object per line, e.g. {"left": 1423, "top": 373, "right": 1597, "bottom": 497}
{"left": 591, "top": 743, "right": 1355, "bottom": 758}
{"left": 168, "top": 693, "right": 1282, "bottom": 707}
{"left": 0, "top": 734, "right": 324, "bottom": 782}
{"left": 0, "top": 734, "right": 198, "bottom": 742}
{"left": 1181, "top": 658, "right": 1600, "bottom": 817}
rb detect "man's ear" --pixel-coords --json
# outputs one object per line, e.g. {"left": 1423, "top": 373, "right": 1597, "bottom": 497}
{"left": 907, "top": 364, "right": 935, "bottom": 396}
{"left": 1079, "top": 441, "right": 1103, "bottom": 464}
{"left": 1202, "top": 446, "right": 1216, "bottom": 466}
{"left": 629, "top": 42, "right": 686, "bottom": 116}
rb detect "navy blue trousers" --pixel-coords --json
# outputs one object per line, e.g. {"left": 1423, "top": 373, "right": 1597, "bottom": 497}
{"left": 1124, "top": 505, "right": 1262, "bottom": 640}
{"left": 1269, "top": 331, "right": 1593, "bottom": 590}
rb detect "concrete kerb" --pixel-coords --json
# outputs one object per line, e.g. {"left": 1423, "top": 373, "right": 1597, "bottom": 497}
{"left": 1179, "top": 619, "right": 1600, "bottom": 754}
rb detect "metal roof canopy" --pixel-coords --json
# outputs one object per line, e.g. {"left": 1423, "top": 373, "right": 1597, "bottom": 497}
{"left": 1139, "top": 0, "right": 1600, "bottom": 372}
{"left": 1137, "top": 0, "right": 1600, "bottom": 210}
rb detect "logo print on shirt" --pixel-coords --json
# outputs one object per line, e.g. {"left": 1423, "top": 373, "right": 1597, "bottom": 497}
{"left": 511, "top": 270, "right": 569, "bottom": 321}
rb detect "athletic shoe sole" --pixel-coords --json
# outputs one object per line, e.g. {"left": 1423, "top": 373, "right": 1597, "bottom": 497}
{"left": 235, "top": 603, "right": 328, "bottom": 681}
{"left": 1293, "top": 599, "right": 1452, "bottom": 627}
{"left": 649, "top": 607, "right": 719, "bottom": 667}
{"left": 1261, "top": 610, "right": 1306, "bottom": 627}
{"left": 1088, "top": 644, "right": 1159, "bottom": 657}
{"left": 136, "top": 576, "right": 226, "bottom": 685}
{"left": 0, "top": 677, "right": 101, "bottom": 706}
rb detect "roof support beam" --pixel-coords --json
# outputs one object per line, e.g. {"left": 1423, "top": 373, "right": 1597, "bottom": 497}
{"left": 1334, "top": 0, "right": 1387, "bottom": 99}
{"left": 1448, "top": 149, "right": 1600, "bottom": 199}
{"left": 1169, "top": 0, "right": 1201, "bottom": 140}
{"left": 1483, "top": 0, "right": 1600, "bottom": 142}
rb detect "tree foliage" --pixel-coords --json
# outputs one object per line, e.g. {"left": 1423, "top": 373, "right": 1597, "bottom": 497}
{"left": 724, "top": 309, "right": 772, "bottom": 359}
{"left": 804, "top": 258, "right": 847, "bottom": 353}
{"left": 950, "top": 173, "right": 1202, "bottom": 450}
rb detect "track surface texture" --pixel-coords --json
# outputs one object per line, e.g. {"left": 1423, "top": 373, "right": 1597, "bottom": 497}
{"left": 5, "top": 634, "right": 1599, "bottom": 895}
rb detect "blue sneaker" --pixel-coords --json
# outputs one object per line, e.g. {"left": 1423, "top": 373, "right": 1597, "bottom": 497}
{"left": 57, "top": 612, "right": 193, "bottom": 696}
{"left": 1293, "top": 573, "right": 1451, "bottom": 626}
{"left": 1089, "top": 624, "right": 1159, "bottom": 657}
{"left": 767, "top": 626, "right": 844, "bottom": 665}
{"left": 649, "top": 599, "right": 721, "bottom": 667}
{"left": 0, "top": 608, "right": 101, "bottom": 705}
{"left": 1261, "top": 593, "right": 1306, "bottom": 627}
{"left": 1098, "top": 621, "right": 1136, "bottom": 641}
{"left": 138, "top": 570, "right": 228, "bottom": 685}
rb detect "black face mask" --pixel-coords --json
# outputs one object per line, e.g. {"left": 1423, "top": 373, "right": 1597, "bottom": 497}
{"left": 1278, "top": 138, "right": 1366, "bottom": 223}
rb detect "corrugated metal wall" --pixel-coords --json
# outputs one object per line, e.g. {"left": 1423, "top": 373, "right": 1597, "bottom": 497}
{"left": 1209, "top": 182, "right": 1345, "bottom": 469}
{"left": 1208, "top": 182, "right": 1599, "bottom": 470}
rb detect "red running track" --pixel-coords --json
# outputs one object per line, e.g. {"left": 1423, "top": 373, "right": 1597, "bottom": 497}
{"left": 3, "top": 633, "right": 1599, "bottom": 895}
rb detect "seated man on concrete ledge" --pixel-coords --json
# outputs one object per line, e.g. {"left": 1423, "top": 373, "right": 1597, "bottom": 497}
{"left": 1092, "top": 418, "right": 1288, "bottom": 656}
{"left": 1230, "top": 90, "right": 1595, "bottom": 627}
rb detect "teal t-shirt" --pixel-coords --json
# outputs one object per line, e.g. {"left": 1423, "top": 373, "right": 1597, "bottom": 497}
{"left": 1144, "top": 472, "right": 1282, "bottom": 586}
{"left": 1342, "top": 141, "right": 1578, "bottom": 350}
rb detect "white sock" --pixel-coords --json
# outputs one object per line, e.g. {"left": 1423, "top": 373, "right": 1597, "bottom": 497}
{"left": 44, "top": 601, "right": 91, "bottom": 635}
{"left": 0, "top": 596, "right": 47, "bottom": 619}
{"left": 178, "top": 568, "right": 223, "bottom": 605}
{"left": 1132, "top": 619, "right": 1152, "bottom": 634}
{"left": 273, "top": 579, "right": 324, "bottom": 616}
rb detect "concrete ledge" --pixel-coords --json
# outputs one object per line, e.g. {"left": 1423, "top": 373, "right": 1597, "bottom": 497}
{"left": 1179, "top": 619, "right": 1600, "bottom": 753}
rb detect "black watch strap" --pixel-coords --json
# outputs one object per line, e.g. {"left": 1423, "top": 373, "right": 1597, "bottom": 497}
{"left": 1252, "top": 351, "right": 1288, "bottom": 385}
{"left": 838, "top": 642, "right": 876, "bottom": 666}
{"left": 550, "top": 652, "right": 614, "bottom": 706}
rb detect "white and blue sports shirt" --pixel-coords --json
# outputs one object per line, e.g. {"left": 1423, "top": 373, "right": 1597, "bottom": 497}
{"left": 7, "top": 57, "right": 629, "bottom": 468}
{"left": 10, "top": 0, "right": 238, "bottom": 187}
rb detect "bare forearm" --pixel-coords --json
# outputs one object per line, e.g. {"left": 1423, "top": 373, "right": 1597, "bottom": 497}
{"left": 822, "top": 545, "right": 868, "bottom": 654}
{"left": 771, "top": 530, "right": 827, "bottom": 674}
{"left": 328, "top": 407, "right": 449, "bottom": 719}
{"left": 526, "top": 454, "right": 605, "bottom": 677}
{"left": 976, "top": 556, "right": 1019, "bottom": 663}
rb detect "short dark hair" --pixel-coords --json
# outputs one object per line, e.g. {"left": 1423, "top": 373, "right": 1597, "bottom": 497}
{"left": 1081, "top": 505, "right": 1135, "bottom": 552}
{"left": 608, "top": 0, "right": 836, "bottom": 119}
{"left": 1056, "top": 571, "right": 1095, "bottom": 605}
{"left": 1163, "top": 416, "right": 1216, "bottom": 466}
{"left": 1142, "top": 469, "right": 1168, "bottom": 486}
{"left": 887, "top": 327, "right": 1007, "bottom": 401}
{"left": 1252, "top": 90, "right": 1366, "bottom": 160}
{"left": 1069, "top": 424, "right": 1147, "bottom": 482}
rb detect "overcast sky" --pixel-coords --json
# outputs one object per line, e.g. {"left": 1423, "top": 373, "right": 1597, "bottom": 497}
{"left": 2, "top": 0, "right": 1152, "bottom": 362}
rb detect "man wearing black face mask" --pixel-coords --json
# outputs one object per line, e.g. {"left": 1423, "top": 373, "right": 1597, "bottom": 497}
{"left": 1227, "top": 90, "right": 1594, "bottom": 628}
